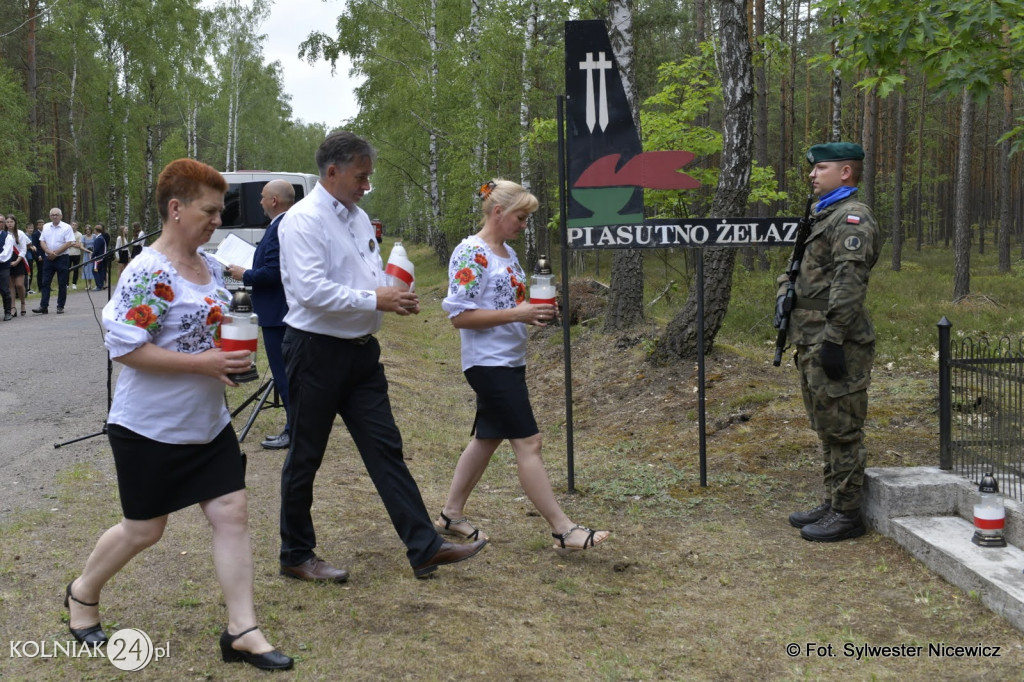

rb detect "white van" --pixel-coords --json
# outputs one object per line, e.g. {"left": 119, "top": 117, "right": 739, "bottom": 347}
{"left": 205, "top": 170, "right": 319, "bottom": 252}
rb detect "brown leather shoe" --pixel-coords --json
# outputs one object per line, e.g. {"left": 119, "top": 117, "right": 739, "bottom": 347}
{"left": 413, "top": 539, "right": 488, "bottom": 578}
{"left": 280, "top": 556, "right": 350, "bottom": 583}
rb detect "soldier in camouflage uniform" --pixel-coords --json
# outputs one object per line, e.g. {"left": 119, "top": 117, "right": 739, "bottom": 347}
{"left": 783, "top": 142, "right": 879, "bottom": 542}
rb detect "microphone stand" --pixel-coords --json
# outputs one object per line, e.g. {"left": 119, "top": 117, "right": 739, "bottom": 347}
{"left": 54, "top": 228, "right": 162, "bottom": 448}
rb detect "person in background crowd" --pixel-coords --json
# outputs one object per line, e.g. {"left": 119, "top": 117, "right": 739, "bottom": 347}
{"left": 7, "top": 216, "right": 29, "bottom": 316}
{"left": 81, "top": 223, "right": 96, "bottom": 289}
{"left": 437, "top": 179, "right": 610, "bottom": 552}
{"left": 131, "top": 221, "right": 145, "bottom": 259}
{"left": 92, "top": 224, "right": 108, "bottom": 291}
{"left": 64, "top": 158, "right": 293, "bottom": 671}
{"left": 68, "top": 221, "right": 84, "bottom": 290}
{"left": 33, "top": 208, "right": 74, "bottom": 315}
{"left": 0, "top": 213, "right": 12, "bottom": 320}
{"left": 29, "top": 219, "right": 43, "bottom": 294}
{"left": 782, "top": 142, "right": 880, "bottom": 543}
{"left": 115, "top": 225, "right": 131, "bottom": 282}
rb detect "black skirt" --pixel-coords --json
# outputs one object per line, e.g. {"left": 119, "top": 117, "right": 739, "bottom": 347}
{"left": 10, "top": 260, "right": 26, "bottom": 277}
{"left": 108, "top": 423, "right": 245, "bottom": 520}
{"left": 464, "top": 365, "right": 539, "bottom": 440}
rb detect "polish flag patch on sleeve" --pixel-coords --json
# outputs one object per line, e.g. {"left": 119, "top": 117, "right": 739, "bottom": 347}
{"left": 846, "top": 214, "right": 861, "bottom": 224}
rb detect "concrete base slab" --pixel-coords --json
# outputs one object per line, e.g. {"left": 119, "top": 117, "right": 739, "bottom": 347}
{"left": 864, "top": 466, "right": 1024, "bottom": 634}
{"left": 865, "top": 466, "right": 1023, "bottom": 548}
{"left": 890, "top": 516, "right": 1024, "bottom": 632}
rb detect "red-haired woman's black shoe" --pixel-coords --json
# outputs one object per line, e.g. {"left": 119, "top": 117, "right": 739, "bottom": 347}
{"left": 64, "top": 582, "right": 108, "bottom": 646}
{"left": 220, "top": 626, "right": 293, "bottom": 670}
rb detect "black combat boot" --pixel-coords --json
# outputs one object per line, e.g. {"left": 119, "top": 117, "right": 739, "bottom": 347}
{"left": 800, "top": 508, "right": 865, "bottom": 542}
{"left": 788, "top": 501, "right": 831, "bottom": 529}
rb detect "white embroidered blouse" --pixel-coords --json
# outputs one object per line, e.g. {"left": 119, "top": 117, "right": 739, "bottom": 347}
{"left": 103, "top": 248, "right": 233, "bottom": 443}
{"left": 441, "top": 235, "right": 528, "bottom": 371}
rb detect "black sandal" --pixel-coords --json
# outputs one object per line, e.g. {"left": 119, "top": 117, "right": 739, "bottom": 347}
{"left": 220, "top": 625, "right": 294, "bottom": 670}
{"left": 435, "top": 511, "right": 483, "bottom": 541}
{"left": 64, "top": 581, "right": 108, "bottom": 645}
{"left": 552, "top": 525, "right": 607, "bottom": 551}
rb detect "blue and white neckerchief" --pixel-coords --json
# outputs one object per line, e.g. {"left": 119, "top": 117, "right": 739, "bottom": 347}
{"left": 814, "top": 185, "right": 857, "bottom": 212}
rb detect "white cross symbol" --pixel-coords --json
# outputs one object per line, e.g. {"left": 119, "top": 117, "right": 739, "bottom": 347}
{"left": 579, "top": 51, "right": 611, "bottom": 133}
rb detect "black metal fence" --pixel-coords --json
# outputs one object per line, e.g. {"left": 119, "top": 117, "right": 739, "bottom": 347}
{"left": 938, "top": 317, "right": 1024, "bottom": 503}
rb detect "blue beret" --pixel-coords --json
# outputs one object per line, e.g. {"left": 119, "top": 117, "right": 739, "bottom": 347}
{"left": 806, "top": 142, "right": 865, "bottom": 164}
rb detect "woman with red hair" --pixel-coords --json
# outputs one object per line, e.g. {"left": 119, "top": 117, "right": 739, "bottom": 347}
{"left": 64, "top": 159, "right": 292, "bottom": 670}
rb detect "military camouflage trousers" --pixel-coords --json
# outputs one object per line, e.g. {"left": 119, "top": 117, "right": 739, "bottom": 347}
{"left": 795, "top": 341, "right": 874, "bottom": 512}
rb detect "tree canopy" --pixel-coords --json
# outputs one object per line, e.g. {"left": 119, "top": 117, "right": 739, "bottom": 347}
{"left": 3, "top": 0, "right": 1022, "bottom": 343}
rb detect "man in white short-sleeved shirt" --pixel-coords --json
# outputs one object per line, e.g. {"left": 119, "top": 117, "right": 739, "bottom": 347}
{"left": 34, "top": 207, "right": 75, "bottom": 314}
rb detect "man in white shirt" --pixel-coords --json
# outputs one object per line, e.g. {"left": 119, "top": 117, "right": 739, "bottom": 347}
{"left": 34, "top": 207, "right": 76, "bottom": 314}
{"left": 278, "top": 131, "right": 487, "bottom": 581}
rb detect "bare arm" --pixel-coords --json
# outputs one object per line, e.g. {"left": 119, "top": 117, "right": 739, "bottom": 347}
{"left": 115, "top": 343, "right": 254, "bottom": 387}
{"left": 450, "top": 302, "right": 556, "bottom": 330}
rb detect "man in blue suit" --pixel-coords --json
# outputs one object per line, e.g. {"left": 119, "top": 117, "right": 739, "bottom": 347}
{"left": 227, "top": 179, "right": 295, "bottom": 449}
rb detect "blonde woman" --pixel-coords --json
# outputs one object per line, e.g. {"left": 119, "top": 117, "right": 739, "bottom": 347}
{"left": 437, "top": 179, "right": 609, "bottom": 551}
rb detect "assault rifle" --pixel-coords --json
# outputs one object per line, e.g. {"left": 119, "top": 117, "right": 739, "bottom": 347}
{"left": 772, "top": 196, "right": 814, "bottom": 366}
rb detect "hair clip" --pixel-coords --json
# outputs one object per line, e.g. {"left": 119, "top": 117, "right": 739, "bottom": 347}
{"left": 477, "top": 181, "right": 496, "bottom": 201}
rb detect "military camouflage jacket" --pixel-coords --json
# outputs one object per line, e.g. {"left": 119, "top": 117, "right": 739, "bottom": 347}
{"left": 789, "top": 193, "right": 879, "bottom": 346}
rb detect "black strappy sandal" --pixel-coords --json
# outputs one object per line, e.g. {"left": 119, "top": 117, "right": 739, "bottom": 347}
{"left": 434, "top": 511, "right": 484, "bottom": 541}
{"left": 552, "top": 525, "right": 607, "bottom": 551}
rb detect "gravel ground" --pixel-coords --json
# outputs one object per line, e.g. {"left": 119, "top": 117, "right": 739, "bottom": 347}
{"left": 2, "top": 288, "right": 124, "bottom": 518}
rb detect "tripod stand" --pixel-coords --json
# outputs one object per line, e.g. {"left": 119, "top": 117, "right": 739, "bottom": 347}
{"left": 231, "top": 375, "right": 285, "bottom": 442}
{"left": 54, "top": 227, "right": 159, "bottom": 449}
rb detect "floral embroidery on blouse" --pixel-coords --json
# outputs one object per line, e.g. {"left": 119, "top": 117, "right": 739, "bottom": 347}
{"left": 112, "top": 266, "right": 230, "bottom": 354}
{"left": 447, "top": 240, "right": 525, "bottom": 310}
{"left": 509, "top": 271, "right": 526, "bottom": 304}
{"left": 115, "top": 270, "right": 173, "bottom": 335}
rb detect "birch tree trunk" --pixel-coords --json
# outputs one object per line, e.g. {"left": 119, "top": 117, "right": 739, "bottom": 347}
{"left": 746, "top": 0, "right": 770, "bottom": 270}
{"left": 144, "top": 75, "right": 156, "bottom": 227}
{"left": 914, "top": 81, "right": 925, "bottom": 250}
{"left": 998, "top": 53, "right": 1012, "bottom": 272}
{"left": 226, "top": 43, "right": 242, "bottom": 172}
{"left": 231, "top": 77, "right": 240, "bottom": 171}
{"left": 952, "top": 88, "right": 973, "bottom": 302}
{"left": 69, "top": 51, "right": 79, "bottom": 222}
{"left": 520, "top": 2, "right": 537, "bottom": 267}
{"left": 121, "top": 49, "right": 131, "bottom": 226}
{"left": 225, "top": 94, "right": 234, "bottom": 171}
{"left": 652, "top": 0, "right": 752, "bottom": 363}
{"left": 28, "top": 0, "right": 43, "bottom": 220}
{"left": 426, "top": 0, "right": 447, "bottom": 264}
{"left": 105, "top": 39, "right": 119, "bottom": 228}
{"left": 469, "top": 0, "right": 483, "bottom": 178}
{"left": 860, "top": 85, "right": 876, "bottom": 208}
{"left": 604, "top": 0, "right": 645, "bottom": 331}
{"left": 889, "top": 85, "right": 906, "bottom": 271}
{"left": 190, "top": 104, "right": 198, "bottom": 158}
{"left": 830, "top": 15, "right": 842, "bottom": 141}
